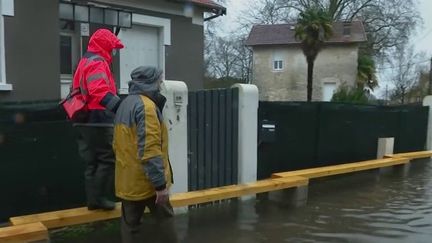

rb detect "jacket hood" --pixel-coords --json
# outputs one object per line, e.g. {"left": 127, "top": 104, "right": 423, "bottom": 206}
{"left": 87, "top": 29, "right": 124, "bottom": 63}
{"left": 128, "top": 80, "right": 159, "bottom": 95}
{"left": 128, "top": 66, "right": 163, "bottom": 95}
{"left": 129, "top": 80, "right": 167, "bottom": 111}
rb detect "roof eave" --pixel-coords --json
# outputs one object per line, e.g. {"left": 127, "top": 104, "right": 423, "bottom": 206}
{"left": 246, "top": 40, "right": 367, "bottom": 47}
{"left": 194, "top": 3, "right": 226, "bottom": 14}
{"left": 172, "top": 0, "right": 226, "bottom": 14}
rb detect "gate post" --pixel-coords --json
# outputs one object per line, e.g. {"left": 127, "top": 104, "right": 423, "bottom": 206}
{"left": 377, "top": 137, "right": 394, "bottom": 159}
{"left": 232, "top": 84, "right": 259, "bottom": 189}
{"left": 162, "top": 81, "right": 189, "bottom": 196}
{"left": 376, "top": 137, "right": 409, "bottom": 176}
{"left": 423, "top": 96, "right": 432, "bottom": 150}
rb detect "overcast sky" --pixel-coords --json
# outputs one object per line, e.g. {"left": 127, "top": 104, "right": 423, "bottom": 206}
{"left": 217, "top": 0, "right": 432, "bottom": 97}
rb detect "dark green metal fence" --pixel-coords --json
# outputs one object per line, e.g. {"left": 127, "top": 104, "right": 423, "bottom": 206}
{"left": 0, "top": 101, "right": 85, "bottom": 222}
{"left": 187, "top": 88, "right": 239, "bottom": 191}
{"left": 258, "top": 102, "right": 429, "bottom": 179}
{"left": 0, "top": 99, "right": 428, "bottom": 221}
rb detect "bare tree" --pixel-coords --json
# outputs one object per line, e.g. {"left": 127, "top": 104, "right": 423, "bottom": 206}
{"left": 237, "top": 0, "right": 291, "bottom": 32}
{"left": 204, "top": 0, "right": 254, "bottom": 85}
{"left": 206, "top": 34, "right": 253, "bottom": 83}
{"left": 389, "top": 46, "right": 426, "bottom": 104}
{"left": 211, "top": 37, "right": 240, "bottom": 79}
{"left": 203, "top": 0, "right": 227, "bottom": 77}
{"left": 233, "top": 37, "right": 253, "bottom": 83}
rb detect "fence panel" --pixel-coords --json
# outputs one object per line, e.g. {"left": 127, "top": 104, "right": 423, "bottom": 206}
{"left": 187, "top": 88, "right": 239, "bottom": 191}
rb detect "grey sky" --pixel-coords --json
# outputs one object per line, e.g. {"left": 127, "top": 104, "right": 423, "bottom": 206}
{"left": 217, "top": 0, "right": 432, "bottom": 97}
{"left": 414, "top": 0, "right": 432, "bottom": 56}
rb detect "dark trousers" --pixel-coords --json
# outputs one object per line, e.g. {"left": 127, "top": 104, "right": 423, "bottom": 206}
{"left": 121, "top": 197, "right": 178, "bottom": 243}
{"left": 76, "top": 126, "right": 115, "bottom": 205}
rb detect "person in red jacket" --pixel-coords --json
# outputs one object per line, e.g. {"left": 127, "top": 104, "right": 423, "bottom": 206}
{"left": 72, "top": 29, "right": 124, "bottom": 210}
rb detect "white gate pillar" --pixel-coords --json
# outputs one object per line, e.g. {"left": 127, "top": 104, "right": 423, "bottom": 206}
{"left": 162, "top": 81, "right": 188, "bottom": 195}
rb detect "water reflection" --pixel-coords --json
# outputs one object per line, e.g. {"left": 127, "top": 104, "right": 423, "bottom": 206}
{"left": 52, "top": 159, "right": 432, "bottom": 243}
{"left": 179, "top": 159, "right": 432, "bottom": 243}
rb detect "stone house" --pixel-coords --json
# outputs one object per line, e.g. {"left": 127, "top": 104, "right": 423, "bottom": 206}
{"left": 246, "top": 21, "right": 367, "bottom": 101}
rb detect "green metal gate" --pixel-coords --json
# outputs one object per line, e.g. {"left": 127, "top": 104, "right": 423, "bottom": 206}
{"left": 187, "top": 88, "right": 239, "bottom": 191}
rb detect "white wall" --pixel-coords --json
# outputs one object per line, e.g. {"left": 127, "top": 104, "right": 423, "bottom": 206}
{"left": 233, "top": 84, "right": 259, "bottom": 185}
{"left": 161, "top": 81, "right": 189, "bottom": 194}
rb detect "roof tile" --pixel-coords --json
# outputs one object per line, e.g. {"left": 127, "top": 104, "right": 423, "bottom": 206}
{"left": 246, "top": 21, "right": 367, "bottom": 46}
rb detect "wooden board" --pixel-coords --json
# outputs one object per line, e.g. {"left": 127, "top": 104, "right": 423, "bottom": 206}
{"left": 10, "top": 176, "right": 308, "bottom": 229}
{"left": 272, "top": 157, "right": 410, "bottom": 179}
{"left": 0, "top": 222, "right": 48, "bottom": 243}
{"left": 388, "top": 151, "right": 432, "bottom": 160}
{"left": 170, "top": 176, "right": 308, "bottom": 207}
{"left": 383, "top": 154, "right": 405, "bottom": 159}
{"left": 10, "top": 203, "right": 122, "bottom": 229}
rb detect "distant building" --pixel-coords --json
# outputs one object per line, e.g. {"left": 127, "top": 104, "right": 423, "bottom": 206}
{"left": 246, "top": 21, "right": 367, "bottom": 101}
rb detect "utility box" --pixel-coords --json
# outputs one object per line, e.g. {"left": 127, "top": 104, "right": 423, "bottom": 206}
{"left": 260, "top": 120, "right": 276, "bottom": 143}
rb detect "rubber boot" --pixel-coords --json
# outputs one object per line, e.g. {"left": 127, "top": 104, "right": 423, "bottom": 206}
{"left": 86, "top": 175, "right": 115, "bottom": 210}
{"left": 86, "top": 182, "right": 115, "bottom": 210}
{"left": 87, "top": 164, "right": 115, "bottom": 210}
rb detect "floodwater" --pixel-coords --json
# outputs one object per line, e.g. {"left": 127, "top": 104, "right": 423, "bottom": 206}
{"left": 52, "top": 159, "right": 432, "bottom": 243}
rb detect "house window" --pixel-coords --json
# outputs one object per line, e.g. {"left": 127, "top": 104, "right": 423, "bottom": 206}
{"left": 273, "top": 60, "right": 283, "bottom": 71}
{"left": 59, "top": 21, "right": 80, "bottom": 77}
{"left": 0, "top": 0, "right": 14, "bottom": 91}
{"left": 60, "top": 35, "right": 73, "bottom": 75}
{"left": 59, "top": 21, "right": 80, "bottom": 98}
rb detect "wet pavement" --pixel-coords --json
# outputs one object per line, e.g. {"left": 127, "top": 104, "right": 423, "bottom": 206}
{"left": 52, "top": 159, "right": 432, "bottom": 243}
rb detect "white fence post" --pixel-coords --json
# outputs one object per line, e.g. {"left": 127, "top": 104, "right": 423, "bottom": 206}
{"left": 161, "top": 81, "right": 188, "bottom": 195}
{"left": 232, "top": 84, "right": 259, "bottom": 187}
{"left": 377, "top": 137, "right": 394, "bottom": 159}
{"left": 423, "top": 96, "right": 432, "bottom": 150}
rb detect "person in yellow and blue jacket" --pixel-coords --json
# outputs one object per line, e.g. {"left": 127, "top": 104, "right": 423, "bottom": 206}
{"left": 113, "top": 66, "right": 177, "bottom": 243}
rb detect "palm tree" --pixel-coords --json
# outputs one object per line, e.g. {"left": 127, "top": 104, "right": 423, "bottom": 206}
{"left": 357, "top": 54, "right": 378, "bottom": 90}
{"left": 295, "top": 7, "right": 333, "bottom": 101}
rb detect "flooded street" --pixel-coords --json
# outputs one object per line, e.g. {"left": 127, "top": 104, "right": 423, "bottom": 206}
{"left": 53, "top": 159, "right": 432, "bottom": 243}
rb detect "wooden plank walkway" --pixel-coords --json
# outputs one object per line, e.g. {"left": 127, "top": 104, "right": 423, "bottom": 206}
{"left": 385, "top": 151, "right": 432, "bottom": 160}
{"left": 272, "top": 157, "right": 410, "bottom": 179}
{"left": 0, "top": 222, "right": 48, "bottom": 243}
{"left": 10, "top": 204, "right": 122, "bottom": 229}
{"left": 170, "top": 176, "right": 308, "bottom": 207}
{"left": 10, "top": 176, "right": 308, "bottom": 229}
